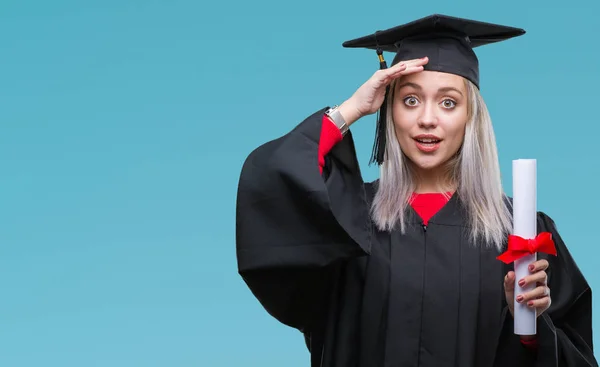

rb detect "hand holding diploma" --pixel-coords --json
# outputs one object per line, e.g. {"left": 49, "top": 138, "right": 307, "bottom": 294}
{"left": 498, "top": 159, "right": 558, "bottom": 337}
{"left": 503, "top": 260, "right": 551, "bottom": 330}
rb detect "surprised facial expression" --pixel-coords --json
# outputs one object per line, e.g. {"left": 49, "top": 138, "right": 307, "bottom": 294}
{"left": 392, "top": 71, "right": 469, "bottom": 172}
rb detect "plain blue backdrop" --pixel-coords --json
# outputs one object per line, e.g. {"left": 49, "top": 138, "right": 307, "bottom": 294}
{"left": 1, "top": 0, "right": 599, "bottom": 366}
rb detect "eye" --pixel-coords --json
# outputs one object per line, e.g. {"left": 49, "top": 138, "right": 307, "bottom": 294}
{"left": 441, "top": 99, "right": 456, "bottom": 109}
{"left": 403, "top": 96, "right": 419, "bottom": 107}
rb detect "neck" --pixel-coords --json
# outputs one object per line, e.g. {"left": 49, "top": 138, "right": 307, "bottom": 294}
{"left": 413, "top": 167, "right": 456, "bottom": 194}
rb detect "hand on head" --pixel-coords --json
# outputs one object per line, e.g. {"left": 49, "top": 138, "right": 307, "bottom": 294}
{"left": 338, "top": 57, "right": 429, "bottom": 127}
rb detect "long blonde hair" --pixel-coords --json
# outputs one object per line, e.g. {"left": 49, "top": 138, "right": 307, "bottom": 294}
{"left": 370, "top": 77, "right": 512, "bottom": 251}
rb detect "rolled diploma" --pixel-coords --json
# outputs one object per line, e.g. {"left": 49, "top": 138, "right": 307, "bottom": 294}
{"left": 513, "top": 159, "right": 537, "bottom": 335}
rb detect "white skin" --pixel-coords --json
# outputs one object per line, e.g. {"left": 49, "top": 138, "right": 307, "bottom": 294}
{"left": 338, "top": 57, "right": 551, "bottom": 339}
{"left": 391, "top": 70, "right": 467, "bottom": 193}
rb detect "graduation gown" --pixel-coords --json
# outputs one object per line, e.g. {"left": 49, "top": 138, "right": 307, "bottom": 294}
{"left": 235, "top": 107, "right": 597, "bottom": 367}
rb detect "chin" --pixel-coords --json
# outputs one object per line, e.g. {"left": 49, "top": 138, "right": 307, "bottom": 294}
{"left": 413, "top": 162, "right": 441, "bottom": 171}
{"left": 409, "top": 155, "right": 444, "bottom": 171}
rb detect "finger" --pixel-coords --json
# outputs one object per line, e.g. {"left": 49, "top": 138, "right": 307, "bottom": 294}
{"left": 389, "top": 66, "right": 425, "bottom": 80}
{"left": 517, "top": 285, "right": 549, "bottom": 303}
{"left": 393, "top": 57, "right": 429, "bottom": 69}
{"left": 399, "top": 65, "right": 426, "bottom": 75}
{"left": 536, "top": 280, "right": 549, "bottom": 290}
{"left": 527, "top": 296, "right": 551, "bottom": 310}
{"left": 504, "top": 271, "right": 516, "bottom": 291}
{"left": 518, "top": 270, "right": 547, "bottom": 287}
{"left": 405, "top": 56, "right": 429, "bottom": 66}
{"left": 385, "top": 63, "right": 408, "bottom": 77}
{"left": 528, "top": 259, "right": 549, "bottom": 273}
{"left": 539, "top": 284, "right": 551, "bottom": 298}
{"left": 380, "top": 58, "right": 429, "bottom": 85}
{"left": 374, "top": 63, "right": 406, "bottom": 80}
{"left": 387, "top": 57, "right": 428, "bottom": 76}
{"left": 382, "top": 65, "right": 424, "bottom": 85}
{"left": 378, "top": 68, "right": 407, "bottom": 86}
{"left": 388, "top": 62, "right": 408, "bottom": 72}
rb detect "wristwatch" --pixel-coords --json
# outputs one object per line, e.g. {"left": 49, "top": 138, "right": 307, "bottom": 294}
{"left": 325, "top": 105, "right": 349, "bottom": 136}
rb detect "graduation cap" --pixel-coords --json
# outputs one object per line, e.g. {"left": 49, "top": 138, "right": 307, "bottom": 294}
{"left": 342, "top": 14, "right": 525, "bottom": 165}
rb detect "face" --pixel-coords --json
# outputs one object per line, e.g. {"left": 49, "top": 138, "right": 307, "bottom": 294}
{"left": 392, "top": 71, "right": 469, "bottom": 173}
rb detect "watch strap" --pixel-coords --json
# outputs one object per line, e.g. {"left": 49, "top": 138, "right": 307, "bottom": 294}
{"left": 325, "top": 105, "right": 349, "bottom": 136}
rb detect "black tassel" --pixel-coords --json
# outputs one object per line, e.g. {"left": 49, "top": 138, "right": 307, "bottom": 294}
{"left": 369, "top": 48, "right": 389, "bottom": 165}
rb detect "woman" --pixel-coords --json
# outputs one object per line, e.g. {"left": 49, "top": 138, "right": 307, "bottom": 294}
{"left": 235, "top": 14, "right": 596, "bottom": 367}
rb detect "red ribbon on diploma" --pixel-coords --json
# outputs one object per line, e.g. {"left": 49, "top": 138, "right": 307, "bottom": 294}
{"left": 497, "top": 232, "right": 557, "bottom": 264}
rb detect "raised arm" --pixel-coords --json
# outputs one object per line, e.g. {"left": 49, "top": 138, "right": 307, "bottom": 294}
{"left": 235, "top": 57, "right": 428, "bottom": 331}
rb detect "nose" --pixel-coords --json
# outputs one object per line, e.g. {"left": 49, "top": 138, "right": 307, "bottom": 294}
{"left": 417, "top": 103, "right": 438, "bottom": 128}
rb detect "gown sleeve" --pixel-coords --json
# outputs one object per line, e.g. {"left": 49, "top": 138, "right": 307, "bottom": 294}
{"left": 534, "top": 211, "right": 597, "bottom": 366}
{"left": 496, "top": 211, "right": 598, "bottom": 367}
{"left": 235, "top": 107, "right": 372, "bottom": 332}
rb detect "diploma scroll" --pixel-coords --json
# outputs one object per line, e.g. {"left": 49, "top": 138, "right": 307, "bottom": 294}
{"left": 512, "top": 159, "right": 537, "bottom": 335}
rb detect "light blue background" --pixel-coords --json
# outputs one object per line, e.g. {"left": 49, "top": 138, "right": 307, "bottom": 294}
{"left": 1, "top": 0, "right": 598, "bottom": 366}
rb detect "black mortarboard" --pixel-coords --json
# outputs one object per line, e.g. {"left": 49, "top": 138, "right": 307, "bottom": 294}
{"left": 342, "top": 14, "right": 525, "bottom": 165}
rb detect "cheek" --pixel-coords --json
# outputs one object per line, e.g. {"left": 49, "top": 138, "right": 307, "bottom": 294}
{"left": 392, "top": 107, "right": 415, "bottom": 141}
{"left": 393, "top": 121, "right": 415, "bottom": 151}
{"left": 450, "top": 123, "right": 466, "bottom": 140}
{"left": 444, "top": 115, "right": 468, "bottom": 146}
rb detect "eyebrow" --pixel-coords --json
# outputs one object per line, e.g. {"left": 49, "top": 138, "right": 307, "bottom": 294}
{"left": 396, "top": 82, "right": 464, "bottom": 97}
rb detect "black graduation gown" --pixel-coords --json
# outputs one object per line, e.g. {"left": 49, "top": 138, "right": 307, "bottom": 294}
{"left": 235, "top": 107, "right": 597, "bottom": 367}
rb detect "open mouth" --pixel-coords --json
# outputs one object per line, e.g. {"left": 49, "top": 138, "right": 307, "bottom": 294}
{"left": 413, "top": 136, "right": 442, "bottom": 152}
{"left": 414, "top": 138, "right": 441, "bottom": 145}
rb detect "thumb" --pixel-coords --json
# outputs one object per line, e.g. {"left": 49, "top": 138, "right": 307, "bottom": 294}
{"left": 504, "top": 271, "right": 516, "bottom": 292}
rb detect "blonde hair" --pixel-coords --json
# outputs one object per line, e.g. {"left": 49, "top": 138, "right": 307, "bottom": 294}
{"left": 370, "top": 77, "right": 512, "bottom": 251}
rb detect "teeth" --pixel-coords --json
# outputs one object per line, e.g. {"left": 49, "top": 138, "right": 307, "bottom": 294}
{"left": 417, "top": 138, "right": 440, "bottom": 143}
